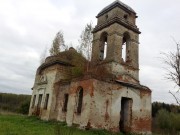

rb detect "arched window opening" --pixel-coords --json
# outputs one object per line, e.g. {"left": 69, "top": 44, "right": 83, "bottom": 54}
{"left": 124, "top": 14, "right": 128, "bottom": 20}
{"left": 77, "top": 87, "right": 83, "bottom": 114}
{"left": 122, "top": 33, "right": 130, "bottom": 62}
{"left": 100, "top": 32, "right": 108, "bottom": 61}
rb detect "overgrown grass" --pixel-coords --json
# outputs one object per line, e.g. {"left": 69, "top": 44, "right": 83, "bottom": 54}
{"left": 0, "top": 114, "right": 55, "bottom": 135}
{"left": 0, "top": 114, "right": 166, "bottom": 135}
{"left": 154, "top": 109, "right": 180, "bottom": 135}
{"left": 0, "top": 114, "right": 123, "bottom": 135}
{"left": 54, "top": 124, "right": 124, "bottom": 135}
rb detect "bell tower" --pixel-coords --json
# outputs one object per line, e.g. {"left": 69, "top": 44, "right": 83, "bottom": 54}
{"left": 91, "top": 0, "right": 141, "bottom": 82}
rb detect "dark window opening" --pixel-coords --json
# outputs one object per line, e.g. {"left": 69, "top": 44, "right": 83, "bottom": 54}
{"left": 62, "top": 94, "right": 69, "bottom": 112}
{"left": 105, "top": 14, "right": 108, "bottom": 20}
{"left": 44, "top": 94, "right": 49, "bottom": 109}
{"left": 37, "top": 94, "right": 43, "bottom": 109}
{"left": 77, "top": 87, "right": 83, "bottom": 114}
{"left": 124, "top": 14, "right": 128, "bottom": 20}
{"left": 31, "top": 95, "right": 36, "bottom": 108}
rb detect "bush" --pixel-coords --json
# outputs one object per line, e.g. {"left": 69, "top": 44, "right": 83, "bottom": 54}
{"left": 156, "top": 109, "right": 171, "bottom": 129}
{"left": 72, "top": 67, "right": 83, "bottom": 77}
{"left": 19, "top": 100, "right": 30, "bottom": 114}
{"left": 172, "top": 113, "right": 180, "bottom": 131}
{"left": 156, "top": 109, "right": 180, "bottom": 134}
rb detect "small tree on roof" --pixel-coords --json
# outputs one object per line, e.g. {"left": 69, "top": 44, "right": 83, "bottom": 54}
{"left": 78, "top": 22, "right": 93, "bottom": 71}
{"left": 49, "top": 30, "right": 65, "bottom": 56}
{"left": 78, "top": 22, "right": 93, "bottom": 61}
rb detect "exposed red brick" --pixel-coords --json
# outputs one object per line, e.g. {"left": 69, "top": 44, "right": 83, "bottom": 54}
{"left": 132, "top": 117, "right": 152, "bottom": 132}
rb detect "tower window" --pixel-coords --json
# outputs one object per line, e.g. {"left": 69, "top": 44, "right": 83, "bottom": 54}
{"left": 122, "top": 39, "right": 127, "bottom": 61}
{"left": 121, "top": 32, "right": 130, "bottom": 62}
{"left": 105, "top": 14, "right": 108, "bottom": 20}
{"left": 124, "top": 14, "right": 128, "bottom": 20}
{"left": 103, "top": 41, "right": 107, "bottom": 59}
{"left": 100, "top": 32, "right": 108, "bottom": 61}
{"left": 77, "top": 87, "right": 83, "bottom": 114}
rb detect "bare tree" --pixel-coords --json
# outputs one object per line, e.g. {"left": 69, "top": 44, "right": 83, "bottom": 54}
{"left": 78, "top": 22, "right": 93, "bottom": 61}
{"left": 40, "top": 46, "right": 48, "bottom": 64}
{"left": 78, "top": 22, "right": 93, "bottom": 71}
{"left": 161, "top": 40, "right": 180, "bottom": 105}
{"left": 49, "top": 30, "right": 65, "bottom": 56}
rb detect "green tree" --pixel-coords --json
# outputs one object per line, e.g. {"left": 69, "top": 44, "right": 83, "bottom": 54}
{"left": 19, "top": 100, "right": 30, "bottom": 114}
{"left": 49, "top": 31, "right": 65, "bottom": 56}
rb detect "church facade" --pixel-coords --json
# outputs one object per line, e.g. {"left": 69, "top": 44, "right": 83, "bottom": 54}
{"left": 29, "top": 1, "right": 152, "bottom": 134}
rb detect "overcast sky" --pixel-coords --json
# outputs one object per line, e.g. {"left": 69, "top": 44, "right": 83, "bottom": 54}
{"left": 0, "top": 0, "right": 180, "bottom": 104}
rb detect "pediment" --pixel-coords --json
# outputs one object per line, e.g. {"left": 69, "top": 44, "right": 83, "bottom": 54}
{"left": 37, "top": 74, "right": 47, "bottom": 85}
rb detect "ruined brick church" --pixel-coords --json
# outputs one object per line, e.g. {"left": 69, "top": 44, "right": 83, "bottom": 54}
{"left": 29, "top": 1, "right": 152, "bottom": 134}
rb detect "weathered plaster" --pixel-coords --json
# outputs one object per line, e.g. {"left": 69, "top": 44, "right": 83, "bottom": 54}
{"left": 29, "top": 1, "right": 152, "bottom": 134}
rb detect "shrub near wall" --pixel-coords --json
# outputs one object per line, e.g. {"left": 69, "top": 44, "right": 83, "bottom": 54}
{"left": 156, "top": 109, "right": 180, "bottom": 134}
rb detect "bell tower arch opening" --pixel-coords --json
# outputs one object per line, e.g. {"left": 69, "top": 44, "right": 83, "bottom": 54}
{"left": 100, "top": 32, "right": 108, "bottom": 61}
{"left": 121, "top": 32, "right": 130, "bottom": 63}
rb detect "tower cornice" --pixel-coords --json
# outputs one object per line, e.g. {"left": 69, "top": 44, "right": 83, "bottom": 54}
{"left": 92, "top": 16, "right": 141, "bottom": 34}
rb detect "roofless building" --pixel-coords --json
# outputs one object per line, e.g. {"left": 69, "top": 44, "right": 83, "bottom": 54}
{"left": 29, "top": 1, "right": 152, "bottom": 134}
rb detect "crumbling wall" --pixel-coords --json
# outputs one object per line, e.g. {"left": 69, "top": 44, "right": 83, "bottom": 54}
{"left": 87, "top": 79, "right": 151, "bottom": 134}
{"left": 88, "top": 80, "right": 112, "bottom": 130}
{"left": 65, "top": 79, "right": 94, "bottom": 128}
{"left": 29, "top": 64, "right": 71, "bottom": 120}
{"left": 91, "top": 23, "right": 139, "bottom": 80}
{"left": 29, "top": 65, "right": 57, "bottom": 119}
{"left": 57, "top": 83, "right": 70, "bottom": 122}
{"left": 131, "top": 89, "right": 151, "bottom": 134}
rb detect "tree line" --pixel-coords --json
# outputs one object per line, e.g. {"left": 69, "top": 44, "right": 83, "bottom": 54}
{"left": 152, "top": 101, "right": 180, "bottom": 117}
{"left": 0, "top": 93, "right": 31, "bottom": 114}
{"left": 152, "top": 102, "right": 180, "bottom": 134}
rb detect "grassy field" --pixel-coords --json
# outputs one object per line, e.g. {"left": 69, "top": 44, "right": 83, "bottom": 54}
{"left": 0, "top": 114, "right": 123, "bottom": 135}
{"left": 0, "top": 115, "right": 55, "bottom": 135}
